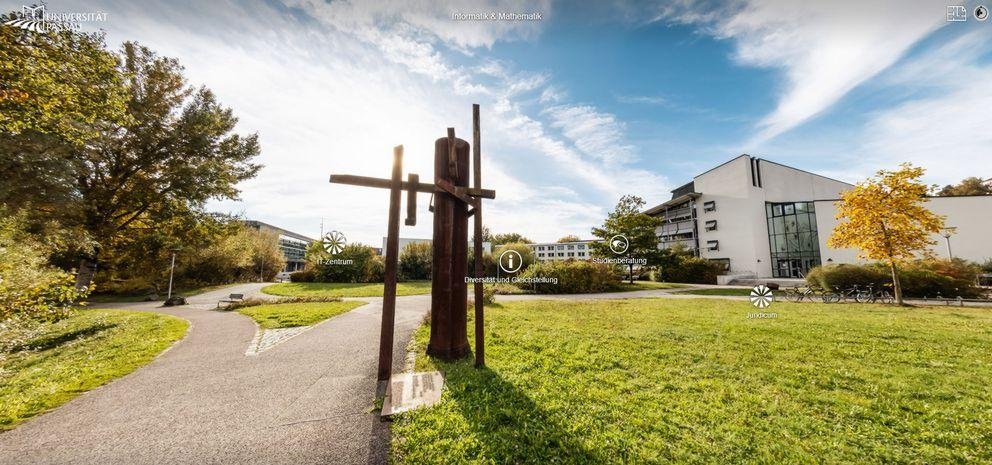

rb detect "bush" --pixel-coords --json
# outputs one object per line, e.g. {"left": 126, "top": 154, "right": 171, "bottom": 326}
{"left": 468, "top": 252, "right": 498, "bottom": 278}
{"left": 289, "top": 270, "right": 315, "bottom": 282}
{"left": 399, "top": 242, "right": 432, "bottom": 281}
{"left": 493, "top": 242, "right": 537, "bottom": 272}
{"left": 806, "top": 260, "right": 983, "bottom": 298}
{"left": 313, "top": 244, "right": 384, "bottom": 283}
{"left": 0, "top": 211, "right": 89, "bottom": 322}
{"left": 806, "top": 264, "right": 889, "bottom": 292}
{"left": 518, "top": 260, "right": 621, "bottom": 294}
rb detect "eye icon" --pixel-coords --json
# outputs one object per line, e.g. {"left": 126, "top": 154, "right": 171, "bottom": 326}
{"left": 977, "top": 5, "right": 989, "bottom": 21}
{"left": 609, "top": 234, "right": 629, "bottom": 255}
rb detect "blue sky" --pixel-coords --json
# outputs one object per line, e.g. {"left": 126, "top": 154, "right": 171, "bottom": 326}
{"left": 15, "top": 0, "right": 992, "bottom": 244}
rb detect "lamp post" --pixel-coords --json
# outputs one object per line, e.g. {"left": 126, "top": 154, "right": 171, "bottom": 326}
{"left": 941, "top": 227, "right": 957, "bottom": 259}
{"left": 167, "top": 247, "right": 180, "bottom": 299}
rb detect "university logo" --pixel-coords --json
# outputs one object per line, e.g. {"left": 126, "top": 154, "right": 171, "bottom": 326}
{"left": 3, "top": 2, "right": 108, "bottom": 33}
{"left": 4, "top": 3, "right": 48, "bottom": 33}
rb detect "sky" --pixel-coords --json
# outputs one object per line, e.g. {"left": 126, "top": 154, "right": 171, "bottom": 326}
{"left": 14, "top": 0, "right": 992, "bottom": 245}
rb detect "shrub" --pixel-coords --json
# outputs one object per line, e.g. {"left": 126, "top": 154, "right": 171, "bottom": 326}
{"left": 290, "top": 270, "right": 315, "bottom": 282}
{"left": 493, "top": 242, "right": 537, "bottom": 272}
{"left": 399, "top": 242, "right": 432, "bottom": 281}
{"left": 806, "top": 264, "right": 889, "bottom": 292}
{"left": 0, "top": 211, "right": 89, "bottom": 322}
{"left": 468, "top": 252, "right": 498, "bottom": 277}
{"left": 314, "top": 244, "right": 384, "bottom": 283}
{"left": 806, "top": 260, "right": 983, "bottom": 298}
{"left": 658, "top": 255, "right": 723, "bottom": 284}
{"left": 518, "top": 260, "right": 620, "bottom": 294}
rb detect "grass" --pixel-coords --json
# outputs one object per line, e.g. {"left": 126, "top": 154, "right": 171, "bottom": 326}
{"left": 675, "top": 287, "right": 752, "bottom": 296}
{"left": 261, "top": 281, "right": 432, "bottom": 298}
{"left": 85, "top": 283, "right": 235, "bottom": 303}
{"left": 616, "top": 281, "right": 687, "bottom": 291}
{"left": 392, "top": 298, "right": 992, "bottom": 464}
{"left": 237, "top": 301, "right": 365, "bottom": 329}
{"left": 0, "top": 310, "right": 188, "bottom": 431}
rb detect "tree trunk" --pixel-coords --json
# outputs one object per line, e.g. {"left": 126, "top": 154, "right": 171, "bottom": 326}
{"left": 889, "top": 260, "right": 903, "bottom": 305}
{"left": 74, "top": 253, "right": 98, "bottom": 292}
{"left": 629, "top": 263, "right": 634, "bottom": 284}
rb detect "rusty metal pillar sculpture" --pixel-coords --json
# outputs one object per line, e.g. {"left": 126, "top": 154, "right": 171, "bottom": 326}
{"left": 427, "top": 131, "right": 470, "bottom": 359}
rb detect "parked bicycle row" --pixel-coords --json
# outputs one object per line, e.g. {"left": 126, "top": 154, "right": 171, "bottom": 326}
{"left": 781, "top": 283, "right": 894, "bottom": 304}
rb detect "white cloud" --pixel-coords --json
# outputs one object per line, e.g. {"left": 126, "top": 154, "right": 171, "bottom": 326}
{"left": 659, "top": 0, "right": 945, "bottom": 143}
{"left": 59, "top": 0, "right": 671, "bottom": 245}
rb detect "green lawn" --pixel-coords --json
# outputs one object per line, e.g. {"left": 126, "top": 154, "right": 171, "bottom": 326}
{"left": 261, "top": 281, "right": 432, "bottom": 298}
{"left": 0, "top": 310, "right": 188, "bottom": 431}
{"left": 392, "top": 298, "right": 992, "bottom": 464}
{"left": 616, "top": 281, "right": 687, "bottom": 291}
{"left": 238, "top": 301, "right": 365, "bottom": 328}
{"left": 675, "top": 287, "right": 752, "bottom": 296}
{"left": 85, "top": 283, "right": 235, "bottom": 303}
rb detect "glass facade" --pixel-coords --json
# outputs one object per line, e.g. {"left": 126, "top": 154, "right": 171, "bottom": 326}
{"left": 765, "top": 202, "right": 821, "bottom": 278}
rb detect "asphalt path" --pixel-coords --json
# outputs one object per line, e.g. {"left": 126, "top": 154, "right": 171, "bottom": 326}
{"left": 0, "top": 283, "right": 429, "bottom": 465}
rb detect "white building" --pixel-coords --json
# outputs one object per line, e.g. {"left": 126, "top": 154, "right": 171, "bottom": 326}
{"left": 529, "top": 240, "right": 596, "bottom": 261}
{"left": 645, "top": 155, "right": 992, "bottom": 279}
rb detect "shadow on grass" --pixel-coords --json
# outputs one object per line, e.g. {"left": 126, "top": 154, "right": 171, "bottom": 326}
{"left": 7, "top": 323, "right": 116, "bottom": 354}
{"left": 437, "top": 356, "right": 606, "bottom": 463}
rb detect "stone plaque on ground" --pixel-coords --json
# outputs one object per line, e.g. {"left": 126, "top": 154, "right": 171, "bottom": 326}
{"left": 380, "top": 371, "right": 444, "bottom": 417}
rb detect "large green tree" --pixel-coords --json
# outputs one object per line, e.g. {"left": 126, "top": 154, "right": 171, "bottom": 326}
{"left": 1, "top": 35, "right": 261, "bottom": 289}
{"left": 590, "top": 195, "right": 662, "bottom": 283}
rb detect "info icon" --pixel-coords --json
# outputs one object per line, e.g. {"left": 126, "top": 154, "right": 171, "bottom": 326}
{"left": 498, "top": 249, "right": 523, "bottom": 274}
{"left": 976, "top": 5, "right": 989, "bottom": 21}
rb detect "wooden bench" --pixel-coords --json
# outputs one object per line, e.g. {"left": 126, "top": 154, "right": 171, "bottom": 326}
{"left": 217, "top": 293, "right": 245, "bottom": 308}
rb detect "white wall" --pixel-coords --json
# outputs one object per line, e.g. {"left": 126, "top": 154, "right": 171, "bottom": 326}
{"left": 815, "top": 196, "right": 992, "bottom": 264}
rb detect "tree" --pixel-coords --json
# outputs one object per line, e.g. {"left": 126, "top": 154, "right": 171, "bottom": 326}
{"left": 399, "top": 241, "right": 432, "bottom": 281}
{"left": 590, "top": 195, "right": 662, "bottom": 283}
{"left": 828, "top": 163, "right": 945, "bottom": 305}
{"left": 0, "top": 20, "right": 127, "bottom": 144}
{"left": 1, "top": 39, "right": 262, "bottom": 289}
{"left": 491, "top": 232, "right": 533, "bottom": 245}
{"left": 557, "top": 234, "right": 581, "bottom": 243}
{"left": 936, "top": 177, "right": 991, "bottom": 196}
{"left": 493, "top": 243, "right": 536, "bottom": 271}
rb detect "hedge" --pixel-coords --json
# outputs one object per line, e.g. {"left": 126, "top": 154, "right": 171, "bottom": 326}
{"left": 518, "top": 260, "right": 620, "bottom": 294}
{"left": 806, "top": 259, "right": 983, "bottom": 298}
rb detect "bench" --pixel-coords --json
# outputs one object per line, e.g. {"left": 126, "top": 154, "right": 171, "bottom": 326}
{"left": 217, "top": 293, "right": 245, "bottom": 308}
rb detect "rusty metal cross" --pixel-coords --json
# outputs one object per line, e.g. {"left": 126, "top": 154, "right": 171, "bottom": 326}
{"left": 329, "top": 104, "right": 494, "bottom": 387}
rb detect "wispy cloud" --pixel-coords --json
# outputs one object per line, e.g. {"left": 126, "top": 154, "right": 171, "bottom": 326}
{"left": 656, "top": 0, "right": 945, "bottom": 144}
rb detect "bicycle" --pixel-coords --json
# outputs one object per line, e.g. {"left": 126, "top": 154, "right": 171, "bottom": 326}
{"left": 823, "top": 284, "right": 865, "bottom": 303}
{"left": 857, "top": 283, "right": 894, "bottom": 304}
{"left": 784, "top": 285, "right": 822, "bottom": 302}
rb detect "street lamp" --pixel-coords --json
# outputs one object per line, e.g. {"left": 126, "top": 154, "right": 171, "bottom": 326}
{"left": 167, "top": 247, "right": 181, "bottom": 299}
{"left": 941, "top": 227, "right": 957, "bottom": 259}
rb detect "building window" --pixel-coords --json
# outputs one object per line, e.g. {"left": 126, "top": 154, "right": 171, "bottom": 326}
{"left": 558, "top": 252, "right": 564, "bottom": 257}
{"left": 578, "top": 244, "right": 585, "bottom": 249}
{"left": 705, "top": 220, "right": 717, "bottom": 231}
{"left": 578, "top": 252, "right": 585, "bottom": 257}
{"left": 568, "top": 252, "right": 574, "bottom": 257}
{"left": 766, "top": 201, "right": 821, "bottom": 278}
{"left": 567, "top": 245, "right": 575, "bottom": 250}
{"left": 707, "top": 240, "right": 719, "bottom": 251}
{"left": 703, "top": 201, "right": 716, "bottom": 212}
{"left": 557, "top": 245, "right": 565, "bottom": 250}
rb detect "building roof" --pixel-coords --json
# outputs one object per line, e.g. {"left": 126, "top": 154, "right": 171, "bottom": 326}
{"left": 244, "top": 220, "right": 315, "bottom": 243}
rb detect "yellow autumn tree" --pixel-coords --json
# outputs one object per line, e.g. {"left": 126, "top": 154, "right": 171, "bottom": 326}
{"left": 828, "top": 163, "right": 945, "bottom": 305}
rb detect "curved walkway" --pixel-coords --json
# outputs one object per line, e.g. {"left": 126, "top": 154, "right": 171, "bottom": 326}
{"left": 0, "top": 284, "right": 429, "bottom": 465}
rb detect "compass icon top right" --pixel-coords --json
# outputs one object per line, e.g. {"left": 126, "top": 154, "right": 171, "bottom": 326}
{"left": 976, "top": 5, "right": 989, "bottom": 21}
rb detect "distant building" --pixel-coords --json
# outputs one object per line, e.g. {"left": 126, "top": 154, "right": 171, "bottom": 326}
{"left": 528, "top": 240, "right": 596, "bottom": 261}
{"left": 645, "top": 155, "right": 992, "bottom": 280}
{"left": 245, "top": 220, "right": 314, "bottom": 272}
{"left": 381, "top": 237, "right": 492, "bottom": 257}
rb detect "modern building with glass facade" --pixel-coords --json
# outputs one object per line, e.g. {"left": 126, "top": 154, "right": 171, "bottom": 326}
{"left": 245, "top": 220, "right": 314, "bottom": 272}
{"left": 645, "top": 155, "right": 992, "bottom": 280}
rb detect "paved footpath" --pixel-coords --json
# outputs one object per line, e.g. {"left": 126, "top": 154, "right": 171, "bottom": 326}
{"left": 0, "top": 284, "right": 429, "bottom": 465}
